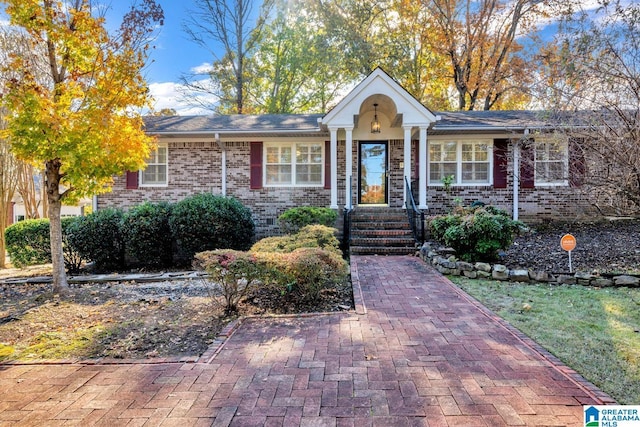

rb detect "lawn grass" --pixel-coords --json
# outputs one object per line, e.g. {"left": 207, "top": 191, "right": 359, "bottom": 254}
{"left": 448, "top": 277, "right": 640, "bottom": 404}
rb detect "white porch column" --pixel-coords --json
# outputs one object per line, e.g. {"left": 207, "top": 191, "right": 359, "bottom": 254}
{"left": 345, "top": 126, "right": 354, "bottom": 209}
{"left": 403, "top": 125, "right": 412, "bottom": 208}
{"left": 419, "top": 126, "right": 428, "bottom": 209}
{"left": 329, "top": 127, "right": 338, "bottom": 209}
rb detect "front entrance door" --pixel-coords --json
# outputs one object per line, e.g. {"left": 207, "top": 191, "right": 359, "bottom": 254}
{"left": 358, "top": 141, "right": 388, "bottom": 205}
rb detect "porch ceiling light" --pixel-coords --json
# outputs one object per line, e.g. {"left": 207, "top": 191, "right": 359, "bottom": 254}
{"left": 371, "top": 103, "right": 381, "bottom": 133}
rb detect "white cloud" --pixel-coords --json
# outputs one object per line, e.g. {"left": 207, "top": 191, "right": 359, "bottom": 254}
{"left": 190, "top": 62, "right": 214, "bottom": 75}
{"left": 149, "top": 80, "right": 218, "bottom": 116}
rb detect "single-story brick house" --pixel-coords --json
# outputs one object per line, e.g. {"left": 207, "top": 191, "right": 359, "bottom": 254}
{"left": 97, "top": 68, "right": 591, "bottom": 245}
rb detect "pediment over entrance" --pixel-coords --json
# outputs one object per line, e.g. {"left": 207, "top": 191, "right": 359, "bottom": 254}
{"left": 321, "top": 67, "right": 438, "bottom": 130}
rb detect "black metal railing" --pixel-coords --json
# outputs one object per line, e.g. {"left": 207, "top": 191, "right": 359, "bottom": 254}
{"left": 405, "top": 176, "right": 425, "bottom": 244}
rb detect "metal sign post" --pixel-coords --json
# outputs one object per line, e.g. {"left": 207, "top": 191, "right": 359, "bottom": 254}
{"left": 560, "top": 234, "right": 577, "bottom": 273}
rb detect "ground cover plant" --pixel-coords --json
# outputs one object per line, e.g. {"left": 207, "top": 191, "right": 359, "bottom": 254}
{"left": 449, "top": 276, "right": 640, "bottom": 404}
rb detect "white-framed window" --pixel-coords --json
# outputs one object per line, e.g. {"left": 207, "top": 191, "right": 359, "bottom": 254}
{"left": 140, "top": 143, "right": 168, "bottom": 186}
{"left": 265, "top": 142, "right": 323, "bottom": 186}
{"left": 429, "top": 140, "right": 491, "bottom": 185}
{"left": 535, "top": 138, "right": 568, "bottom": 185}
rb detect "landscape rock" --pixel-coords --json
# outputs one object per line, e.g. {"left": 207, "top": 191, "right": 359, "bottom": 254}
{"left": 613, "top": 275, "right": 640, "bottom": 287}
{"left": 463, "top": 270, "right": 477, "bottom": 279}
{"left": 592, "top": 278, "right": 614, "bottom": 287}
{"left": 509, "top": 269, "right": 530, "bottom": 282}
{"left": 474, "top": 262, "right": 492, "bottom": 272}
{"left": 492, "top": 264, "right": 509, "bottom": 280}
{"left": 456, "top": 261, "right": 474, "bottom": 271}
{"left": 557, "top": 275, "right": 576, "bottom": 285}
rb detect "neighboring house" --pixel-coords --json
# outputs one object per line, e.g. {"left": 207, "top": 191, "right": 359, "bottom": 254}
{"left": 9, "top": 197, "right": 89, "bottom": 225}
{"left": 97, "top": 68, "right": 591, "bottom": 239}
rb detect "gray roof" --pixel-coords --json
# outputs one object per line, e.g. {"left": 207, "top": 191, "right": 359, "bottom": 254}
{"left": 144, "top": 110, "right": 578, "bottom": 137}
{"left": 144, "top": 114, "right": 325, "bottom": 137}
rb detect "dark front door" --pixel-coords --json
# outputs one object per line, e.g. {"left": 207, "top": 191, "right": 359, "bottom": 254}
{"left": 358, "top": 141, "right": 388, "bottom": 205}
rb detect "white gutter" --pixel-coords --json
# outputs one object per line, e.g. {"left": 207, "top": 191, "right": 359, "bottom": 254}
{"left": 214, "top": 133, "right": 226, "bottom": 196}
{"left": 147, "top": 129, "right": 324, "bottom": 136}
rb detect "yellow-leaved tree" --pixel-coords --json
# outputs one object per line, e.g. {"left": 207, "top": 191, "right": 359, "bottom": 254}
{"left": 0, "top": 0, "right": 164, "bottom": 292}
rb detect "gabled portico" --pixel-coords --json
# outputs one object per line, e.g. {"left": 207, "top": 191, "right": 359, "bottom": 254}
{"left": 321, "top": 68, "right": 438, "bottom": 210}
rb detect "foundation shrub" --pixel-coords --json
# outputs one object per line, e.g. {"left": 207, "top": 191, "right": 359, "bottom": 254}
{"left": 430, "top": 205, "right": 525, "bottom": 262}
{"left": 277, "top": 207, "right": 338, "bottom": 233}
{"left": 5, "top": 219, "right": 51, "bottom": 267}
{"left": 66, "top": 208, "right": 126, "bottom": 272}
{"left": 122, "top": 201, "right": 173, "bottom": 268}
{"left": 169, "top": 193, "right": 255, "bottom": 264}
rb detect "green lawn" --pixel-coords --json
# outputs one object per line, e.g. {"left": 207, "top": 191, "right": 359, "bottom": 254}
{"left": 448, "top": 277, "right": 640, "bottom": 404}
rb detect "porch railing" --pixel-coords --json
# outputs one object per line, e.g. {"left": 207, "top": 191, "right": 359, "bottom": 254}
{"left": 405, "top": 176, "right": 425, "bottom": 244}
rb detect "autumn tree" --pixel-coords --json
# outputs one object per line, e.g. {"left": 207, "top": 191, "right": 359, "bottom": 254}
{"left": 0, "top": 0, "right": 163, "bottom": 292}
{"left": 182, "top": 0, "right": 274, "bottom": 114}
{"left": 540, "top": 0, "right": 640, "bottom": 215}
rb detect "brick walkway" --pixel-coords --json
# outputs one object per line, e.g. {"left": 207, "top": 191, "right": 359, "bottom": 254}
{"left": 0, "top": 256, "right": 612, "bottom": 426}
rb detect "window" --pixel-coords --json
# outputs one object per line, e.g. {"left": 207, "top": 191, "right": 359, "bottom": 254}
{"left": 535, "top": 138, "right": 568, "bottom": 185}
{"left": 265, "top": 142, "right": 323, "bottom": 186}
{"left": 140, "top": 144, "right": 168, "bottom": 186}
{"left": 429, "top": 140, "right": 491, "bottom": 185}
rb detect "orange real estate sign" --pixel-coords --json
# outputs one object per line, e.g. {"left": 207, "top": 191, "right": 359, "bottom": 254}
{"left": 561, "top": 234, "right": 577, "bottom": 252}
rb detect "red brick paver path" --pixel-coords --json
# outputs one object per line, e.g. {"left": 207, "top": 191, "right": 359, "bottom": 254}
{"left": 0, "top": 256, "right": 611, "bottom": 426}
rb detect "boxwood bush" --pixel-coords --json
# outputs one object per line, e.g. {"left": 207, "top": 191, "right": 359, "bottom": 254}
{"left": 66, "top": 208, "right": 126, "bottom": 272}
{"left": 430, "top": 205, "right": 526, "bottom": 262}
{"left": 169, "top": 193, "right": 255, "bottom": 263}
{"left": 122, "top": 201, "right": 173, "bottom": 268}
{"left": 5, "top": 219, "right": 51, "bottom": 267}
{"left": 277, "top": 207, "right": 338, "bottom": 233}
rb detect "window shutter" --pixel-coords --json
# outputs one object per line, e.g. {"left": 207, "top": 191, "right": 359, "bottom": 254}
{"left": 324, "top": 141, "right": 331, "bottom": 189}
{"left": 569, "top": 137, "right": 586, "bottom": 187}
{"left": 519, "top": 139, "right": 535, "bottom": 188}
{"left": 125, "top": 171, "right": 139, "bottom": 189}
{"left": 250, "top": 142, "right": 263, "bottom": 189}
{"left": 493, "top": 139, "right": 509, "bottom": 189}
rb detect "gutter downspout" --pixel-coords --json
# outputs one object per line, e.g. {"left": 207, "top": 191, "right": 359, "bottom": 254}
{"left": 215, "top": 133, "right": 226, "bottom": 196}
{"left": 513, "top": 129, "right": 528, "bottom": 221}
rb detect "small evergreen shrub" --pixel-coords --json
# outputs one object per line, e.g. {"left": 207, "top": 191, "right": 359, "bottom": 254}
{"left": 277, "top": 207, "right": 338, "bottom": 233}
{"left": 66, "top": 208, "right": 126, "bottom": 272}
{"left": 5, "top": 219, "right": 51, "bottom": 267}
{"left": 250, "top": 225, "right": 341, "bottom": 256}
{"left": 429, "top": 205, "right": 525, "bottom": 262}
{"left": 194, "top": 249, "right": 264, "bottom": 315}
{"left": 169, "top": 193, "right": 255, "bottom": 263}
{"left": 122, "top": 201, "right": 173, "bottom": 268}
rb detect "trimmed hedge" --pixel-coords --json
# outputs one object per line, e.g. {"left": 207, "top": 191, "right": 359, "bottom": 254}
{"left": 169, "top": 193, "right": 255, "bottom": 263}
{"left": 5, "top": 219, "right": 51, "bottom": 268}
{"left": 66, "top": 208, "right": 126, "bottom": 272}
{"left": 122, "top": 201, "right": 173, "bottom": 268}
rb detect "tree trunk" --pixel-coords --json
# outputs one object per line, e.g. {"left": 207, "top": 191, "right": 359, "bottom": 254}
{"left": 45, "top": 159, "right": 68, "bottom": 293}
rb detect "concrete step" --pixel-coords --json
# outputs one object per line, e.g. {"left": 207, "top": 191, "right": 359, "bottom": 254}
{"left": 350, "top": 245, "right": 418, "bottom": 255}
{"left": 350, "top": 236, "right": 416, "bottom": 247}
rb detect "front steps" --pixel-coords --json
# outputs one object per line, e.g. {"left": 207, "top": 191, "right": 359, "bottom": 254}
{"left": 348, "top": 207, "right": 418, "bottom": 255}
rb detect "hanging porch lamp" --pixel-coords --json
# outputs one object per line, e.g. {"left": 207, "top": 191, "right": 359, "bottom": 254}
{"left": 371, "top": 103, "right": 381, "bottom": 133}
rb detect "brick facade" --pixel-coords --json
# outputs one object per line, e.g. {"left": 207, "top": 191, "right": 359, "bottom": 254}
{"left": 98, "top": 136, "right": 595, "bottom": 238}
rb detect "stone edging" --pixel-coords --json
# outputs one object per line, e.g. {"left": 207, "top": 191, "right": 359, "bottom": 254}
{"left": 419, "top": 242, "right": 640, "bottom": 287}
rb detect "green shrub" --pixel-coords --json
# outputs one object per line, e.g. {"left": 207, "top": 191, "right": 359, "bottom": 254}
{"left": 278, "top": 207, "right": 338, "bottom": 233}
{"left": 194, "top": 249, "right": 264, "bottom": 315}
{"left": 169, "top": 193, "right": 255, "bottom": 263}
{"left": 122, "top": 201, "right": 173, "bottom": 268}
{"left": 66, "top": 208, "right": 126, "bottom": 272}
{"left": 256, "top": 247, "right": 348, "bottom": 302}
{"left": 250, "top": 225, "right": 341, "bottom": 256}
{"left": 5, "top": 219, "right": 51, "bottom": 267}
{"left": 429, "top": 205, "right": 525, "bottom": 262}
{"left": 61, "top": 217, "right": 83, "bottom": 273}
